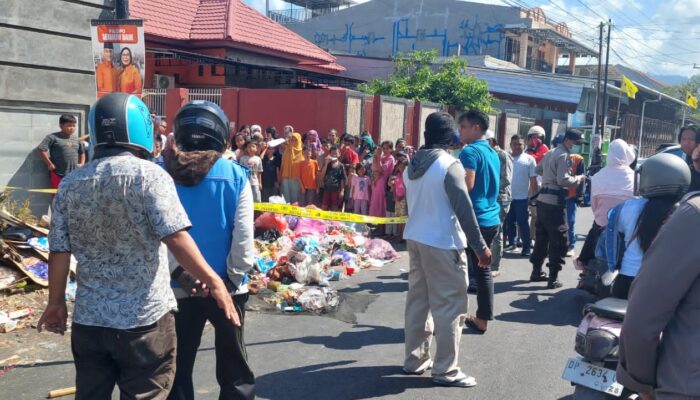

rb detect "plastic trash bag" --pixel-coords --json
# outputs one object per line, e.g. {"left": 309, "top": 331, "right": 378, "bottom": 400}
{"left": 255, "top": 212, "right": 288, "bottom": 232}
{"left": 294, "top": 218, "right": 329, "bottom": 236}
{"left": 364, "top": 238, "right": 399, "bottom": 261}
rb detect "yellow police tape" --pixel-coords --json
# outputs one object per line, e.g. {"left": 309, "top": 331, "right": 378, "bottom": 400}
{"left": 0, "top": 186, "right": 407, "bottom": 224}
{"left": 253, "top": 203, "right": 407, "bottom": 225}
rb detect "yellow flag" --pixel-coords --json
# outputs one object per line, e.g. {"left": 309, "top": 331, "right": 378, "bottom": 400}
{"left": 620, "top": 75, "right": 638, "bottom": 99}
{"left": 687, "top": 92, "right": 698, "bottom": 110}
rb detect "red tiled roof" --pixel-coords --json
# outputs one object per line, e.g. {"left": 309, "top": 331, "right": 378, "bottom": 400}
{"left": 130, "top": 0, "right": 343, "bottom": 72}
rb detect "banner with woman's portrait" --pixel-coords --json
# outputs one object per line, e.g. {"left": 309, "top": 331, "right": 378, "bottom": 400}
{"left": 90, "top": 19, "right": 145, "bottom": 98}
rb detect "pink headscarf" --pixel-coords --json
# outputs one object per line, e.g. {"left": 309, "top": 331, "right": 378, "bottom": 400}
{"left": 305, "top": 130, "right": 322, "bottom": 158}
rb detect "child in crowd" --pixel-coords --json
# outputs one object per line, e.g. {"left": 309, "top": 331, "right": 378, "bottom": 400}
{"left": 317, "top": 139, "right": 331, "bottom": 199}
{"left": 344, "top": 163, "right": 356, "bottom": 212}
{"left": 320, "top": 145, "right": 346, "bottom": 211}
{"left": 239, "top": 140, "right": 263, "bottom": 202}
{"left": 350, "top": 163, "right": 371, "bottom": 215}
{"left": 152, "top": 135, "right": 165, "bottom": 168}
{"left": 261, "top": 145, "right": 280, "bottom": 202}
{"left": 393, "top": 159, "right": 408, "bottom": 240}
{"left": 299, "top": 146, "right": 319, "bottom": 206}
{"left": 385, "top": 176, "right": 398, "bottom": 238}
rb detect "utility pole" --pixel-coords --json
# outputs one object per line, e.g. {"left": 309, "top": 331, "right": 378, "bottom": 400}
{"left": 115, "top": 0, "right": 128, "bottom": 19}
{"left": 593, "top": 22, "right": 604, "bottom": 139}
{"left": 600, "top": 20, "right": 612, "bottom": 138}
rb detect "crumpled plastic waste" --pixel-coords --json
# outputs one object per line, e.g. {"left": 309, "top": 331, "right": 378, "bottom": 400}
{"left": 248, "top": 197, "right": 400, "bottom": 313}
{"left": 28, "top": 237, "right": 49, "bottom": 253}
{"left": 364, "top": 239, "right": 400, "bottom": 261}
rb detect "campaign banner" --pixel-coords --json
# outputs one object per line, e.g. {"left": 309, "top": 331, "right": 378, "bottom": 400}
{"left": 90, "top": 19, "right": 145, "bottom": 98}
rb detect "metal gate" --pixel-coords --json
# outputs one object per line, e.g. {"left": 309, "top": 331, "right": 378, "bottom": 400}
{"left": 187, "top": 88, "right": 222, "bottom": 105}
{"left": 141, "top": 89, "right": 167, "bottom": 119}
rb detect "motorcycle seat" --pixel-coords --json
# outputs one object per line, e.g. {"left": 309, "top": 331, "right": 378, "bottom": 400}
{"left": 587, "top": 297, "right": 628, "bottom": 321}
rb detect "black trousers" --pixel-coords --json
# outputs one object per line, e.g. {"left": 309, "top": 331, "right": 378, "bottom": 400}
{"left": 612, "top": 274, "right": 634, "bottom": 300}
{"left": 72, "top": 313, "right": 177, "bottom": 400}
{"left": 530, "top": 201, "right": 568, "bottom": 280}
{"left": 168, "top": 294, "right": 255, "bottom": 400}
{"left": 578, "top": 222, "right": 604, "bottom": 265}
{"left": 467, "top": 225, "right": 500, "bottom": 321}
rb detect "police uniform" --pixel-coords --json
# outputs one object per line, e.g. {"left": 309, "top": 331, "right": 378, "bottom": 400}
{"left": 529, "top": 130, "right": 584, "bottom": 287}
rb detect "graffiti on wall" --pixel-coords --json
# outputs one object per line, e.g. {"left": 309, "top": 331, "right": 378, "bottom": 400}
{"left": 313, "top": 22, "right": 386, "bottom": 56}
{"left": 313, "top": 16, "right": 504, "bottom": 57}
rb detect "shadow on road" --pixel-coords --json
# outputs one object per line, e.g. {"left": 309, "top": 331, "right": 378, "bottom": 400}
{"left": 496, "top": 288, "right": 592, "bottom": 327}
{"left": 256, "top": 360, "right": 434, "bottom": 400}
{"left": 340, "top": 281, "right": 408, "bottom": 295}
{"left": 247, "top": 324, "right": 404, "bottom": 350}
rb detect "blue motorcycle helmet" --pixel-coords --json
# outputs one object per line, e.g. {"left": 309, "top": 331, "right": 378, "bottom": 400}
{"left": 173, "top": 100, "right": 229, "bottom": 152}
{"left": 89, "top": 93, "right": 154, "bottom": 156}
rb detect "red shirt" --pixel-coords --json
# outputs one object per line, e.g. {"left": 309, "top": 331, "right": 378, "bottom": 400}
{"left": 527, "top": 144, "right": 549, "bottom": 165}
{"left": 340, "top": 147, "right": 360, "bottom": 166}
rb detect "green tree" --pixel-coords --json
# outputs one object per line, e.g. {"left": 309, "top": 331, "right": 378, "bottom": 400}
{"left": 359, "top": 50, "right": 494, "bottom": 113}
{"left": 662, "top": 74, "right": 700, "bottom": 121}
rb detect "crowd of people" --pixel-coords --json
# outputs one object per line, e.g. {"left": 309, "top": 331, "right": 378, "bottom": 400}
{"left": 32, "top": 94, "right": 700, "bottom": 399}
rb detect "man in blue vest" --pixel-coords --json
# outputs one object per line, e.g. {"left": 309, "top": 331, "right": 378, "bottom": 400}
{"left": 166, "top": 101, "right": 255, "bottom": 400}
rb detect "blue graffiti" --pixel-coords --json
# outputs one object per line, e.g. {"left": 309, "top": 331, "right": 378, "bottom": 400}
{"left": 392, "top": 18, "right": 450, "bottom": 56}
{"left": 313, "top": 16, "right": 505, "bottom": 58}
{"left": 313, "top": 23, "right": 386, "bottom": 54}
{"left": 453, "top": 17, "right": 505, "bottom": 57}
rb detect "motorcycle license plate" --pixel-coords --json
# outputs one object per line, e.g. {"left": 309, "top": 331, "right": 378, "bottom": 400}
{"left": 562, "top": 357, "right": 624, "bottom": 397}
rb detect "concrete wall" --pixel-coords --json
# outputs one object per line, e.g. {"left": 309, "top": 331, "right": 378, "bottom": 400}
{"left": 287, "top": 0, "right": 523, "bottom": 59}
{"left": 1, "top": 0, "right": 115, "bottom": 213}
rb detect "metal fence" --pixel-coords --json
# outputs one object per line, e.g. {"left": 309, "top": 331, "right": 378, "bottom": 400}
{"left": 619, "top": 114, "right": 678, "bottom": 158}
{"left": 141, "top": 89, "right": 167, "bottom": 119}
{"left": 187, "top": 88, "right": 222, "bottom": 105}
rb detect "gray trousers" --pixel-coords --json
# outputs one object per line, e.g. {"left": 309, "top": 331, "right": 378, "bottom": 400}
{"left": 491, "top": 202, "right": 511, "bottom": 272}
{"left": 404, "top": 240, "right": 469, "bottom": 380}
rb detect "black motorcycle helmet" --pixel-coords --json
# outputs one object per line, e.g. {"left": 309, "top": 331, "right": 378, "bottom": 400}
{"left": 173, "top": 100, "right": 229, "bottom": 152}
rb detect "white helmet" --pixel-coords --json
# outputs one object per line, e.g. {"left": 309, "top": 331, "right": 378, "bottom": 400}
{"left": 527, "top": 125, "right": 546, "bottom": 138}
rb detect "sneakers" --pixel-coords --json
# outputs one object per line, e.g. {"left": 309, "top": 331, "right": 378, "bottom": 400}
{"left": 566, "top": 248, "right": 575, "bottom": 257}
{"left": 530, "top": 271, "right": 548, "bottom": 282}
{"left": 433, "top": 372, "right": 477, "bottom": 388}
{"left": 521, "top": 249, "right": 532, "bottom": 257}
{"left": 548, "top": 279, "right": 563, "bottom": 289}
{"left": 504, "top": 244, "right": 516, "bottom": 251}
{"left": 403, "top": 361, "right": 433, "bottom": 376}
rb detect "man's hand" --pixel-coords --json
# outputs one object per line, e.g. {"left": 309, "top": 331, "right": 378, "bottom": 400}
{"left": 477, "top": 248, "right": 492, "bottom": 268}
{"left": 208, "top": 278, "right": 240, "bottom": 326}
{"left": 48, "top": 163, "right": 56, "bottom": 172}
{"left": 37, "top": 302, "right": 68, "bottom": 335}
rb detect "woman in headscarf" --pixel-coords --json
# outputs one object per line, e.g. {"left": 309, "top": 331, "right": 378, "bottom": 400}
{"left": 304, "top": 130, "right": 322, "bottom": 159}
{"left": 279, "top": 132, "right": 305, "bottom": 204}
{"left": 576, "top": 139, "right": 637, "bottom": 268}
{"left": 369, "top": 140, "right": 396, "bottom": 220}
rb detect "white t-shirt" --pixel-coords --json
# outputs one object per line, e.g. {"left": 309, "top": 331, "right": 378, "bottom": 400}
{"left": 511, "top": 153, "right": 537, "bottom": 200}
{"left": 239, "top": 155, "right": 263, "bottom": 187}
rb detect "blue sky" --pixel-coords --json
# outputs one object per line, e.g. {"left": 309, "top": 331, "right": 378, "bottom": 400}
{"left": 244, "top": 0, "right": 700, "bottom": 77}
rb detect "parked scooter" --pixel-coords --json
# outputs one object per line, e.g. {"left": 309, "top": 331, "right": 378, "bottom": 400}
{"left": 561, "top": 297, "right": 636, "bottom": 400}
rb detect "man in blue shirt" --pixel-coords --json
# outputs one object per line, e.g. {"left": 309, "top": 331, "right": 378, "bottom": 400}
{"left": 458, "top": 110, "right": 501, "bottom": 334}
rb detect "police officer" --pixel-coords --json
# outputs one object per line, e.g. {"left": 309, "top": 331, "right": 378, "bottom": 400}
{"left": 529, "top": 129, "right": 586, "bottom": 288}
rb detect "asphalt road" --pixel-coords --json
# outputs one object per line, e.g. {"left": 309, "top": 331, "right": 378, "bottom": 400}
{"left": 0, "top": 208, "right": 597, "bottom": 400}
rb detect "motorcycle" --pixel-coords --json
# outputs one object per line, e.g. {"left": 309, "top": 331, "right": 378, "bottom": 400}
{"left": 561, "top": 297, "right": 636, "bottom": 400}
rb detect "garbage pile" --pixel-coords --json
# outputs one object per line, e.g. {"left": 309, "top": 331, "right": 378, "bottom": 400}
{"left": 249, "top": 199, "right": 399, "bottom": 314}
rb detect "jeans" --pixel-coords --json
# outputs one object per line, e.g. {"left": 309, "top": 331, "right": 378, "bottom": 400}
{"left": 302, "top": 189, "right": 317, "bottom": 206}
{"left": 169, "top": 294, "right": 254, "bottom": 400}
{"left": 72, "top": 313, "right": 177, "bottom": 400}
{"left": 566, "top": 198, "right": 577, "bottom": 249}
{"left": 491, "top": 202, "right": 510, "bottom": 271}
{"left": 530, "top": 201, "right": 568, "bottom": 280}
{"left": 505, "top": 199, "right": 531, "bottom": 251}
{"left": 467, "top": 225, "right": 499, "bottom": 320}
